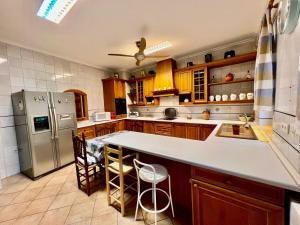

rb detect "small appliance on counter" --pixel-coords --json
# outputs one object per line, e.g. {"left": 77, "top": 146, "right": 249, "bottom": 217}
{"left": 93, "top": 112, "right": 111, "bottom": 122}
{"left": 163, "top": 108, "right": 177, "bottom": 120}
{"left": 129, "top": 111, "right": 139, "bottom": 118}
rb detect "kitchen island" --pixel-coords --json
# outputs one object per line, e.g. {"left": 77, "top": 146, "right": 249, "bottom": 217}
{"left": 101, "top": 129, "right": 300, "bottom": 225}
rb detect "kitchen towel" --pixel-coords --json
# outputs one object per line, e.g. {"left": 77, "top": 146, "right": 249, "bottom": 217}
{"left": 254, "top": 9, "right": 277, "bottom": 113}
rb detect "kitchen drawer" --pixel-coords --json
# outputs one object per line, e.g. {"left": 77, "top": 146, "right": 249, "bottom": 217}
{"left": 191, "top": 166, "right": 285, "bottom": 206}
{"left": 77, "top": 126, "right": 96, "bottom": 139}
{"left": 154, "top": 122, "right": 173, "bottom": 136}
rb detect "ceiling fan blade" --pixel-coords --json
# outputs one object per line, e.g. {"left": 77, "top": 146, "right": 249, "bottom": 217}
{"left": 136, "top": 60, "right": 141, "bottom": 66}
{"left": 108, "top": 54, "right": 134, "bottom": 57}
{"left": 138, "top": 37, "right": 146, "bottom": 53}
{"left": 145, "top": 55, "right": 169, "bottom": 58}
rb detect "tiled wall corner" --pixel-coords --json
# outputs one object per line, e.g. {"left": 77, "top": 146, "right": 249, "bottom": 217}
{"left": 0, "top": 41, "right": 110, "bottom": 178}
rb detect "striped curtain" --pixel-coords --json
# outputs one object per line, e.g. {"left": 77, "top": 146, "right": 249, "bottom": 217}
{"left": 254, "top": 10, "right": 277, "bottom": 113}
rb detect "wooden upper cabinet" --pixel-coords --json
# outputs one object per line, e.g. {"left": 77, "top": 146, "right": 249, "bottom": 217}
{"left": 65, "top": 89, "right": 88, "bottom": 121}
{"left": 191, "top": 179, "right": 284, "bottom": 225}
{"left": 175, "top": 70, "right": 192, "bottom": 94}
{"left": 193, "top": 67, "right": 208, "bottom": 103}
{"left": 114, "top": 80, "right": 126, "bottom": 98}
{"left": 143, "top": 77, "right": 154, "bottom": 98}
{"left": 136, "top": 80, "right": 144, "bottom": 104}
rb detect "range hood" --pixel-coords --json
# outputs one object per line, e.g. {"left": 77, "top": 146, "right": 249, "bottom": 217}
{"left": 153, "top": 59, "right": 178, "bottom": 97}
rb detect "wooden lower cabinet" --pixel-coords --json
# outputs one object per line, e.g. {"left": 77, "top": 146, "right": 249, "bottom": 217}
{"left": 143, "top": 121, "right": 155, "bottom": 134}
{"left": 186, "top": 124, "right": 200, "bottom": 140}
{"left": 116, "top": 120, "right": 125, "bottom": 131}
{"left": 191, "top": 179, "right": 284, "bottom": 225}
{"left": 173, "top": 123, "right": 187, "bottom": 138}
{"left": 125, "top": 120, "right": 143, "bottom": 132}
{"left": 154, "top": 122, "right": 173, "bottom": 136}
{"left": 199, "top": 125, "right": 216, "bottom": 141}
{"left": 77, "top": 126, "right": 96, "bottom": 139}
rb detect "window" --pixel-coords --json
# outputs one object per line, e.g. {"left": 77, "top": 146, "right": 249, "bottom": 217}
{"left": 64, "top": 89, "right": 88, "bottom": 121}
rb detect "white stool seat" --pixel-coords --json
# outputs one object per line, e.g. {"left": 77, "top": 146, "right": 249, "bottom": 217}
{"left": 139, "top": 164, "right": 168, "bottom": 183}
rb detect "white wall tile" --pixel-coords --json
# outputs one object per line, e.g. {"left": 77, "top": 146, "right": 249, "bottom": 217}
{"left": 7, "top": 45, "right": 21, "bottom": 58}
{"left": 10, "top": 76, "right": 24, "bottom": 86}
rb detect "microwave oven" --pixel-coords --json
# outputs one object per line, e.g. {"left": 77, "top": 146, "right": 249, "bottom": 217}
{"left": 93, "top": 112, "right": 111, "bottom": 122}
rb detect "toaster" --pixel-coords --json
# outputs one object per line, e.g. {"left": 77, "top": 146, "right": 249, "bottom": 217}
{"left": 129, "top": 111, "right": 139, "bottom": 118}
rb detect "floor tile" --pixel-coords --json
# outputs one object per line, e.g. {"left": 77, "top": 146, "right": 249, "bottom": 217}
{"left": 26, "top": 176, "right": 51, "bottom": 190}
{"left": 21, "top": 196, "right": 54, "bottom": 216}
{"left": 3, "top": 182, "right": 30, "bottom": 194}
{"left": 93, "top": 198, "right": 115, "bottom": 217}
{"left": 58, "top": 181, "right": 78, "bottom": 194}
{"left": 91, "top": 211, "right": 117, "bottom": 225}
{"left": 0, "top": 192, "right": 20, "bottom": 207}
{"left": 46, "top": 175, "right": 68, "bottom": 186}
{"left": 65, "top": 200, "right": 95, "bottom": 224}
{"left": 12, "top": 187, "right": 42, "bottom": 203}
{"left": 0, "top": 202, "right": 30, "bottom": 222}
{"left": 39, "top": 206, "right": 71, "bottom": 225}
{"left": 35, "top": 184, "right": 62, "bottom": 199}
{"left": 48, "top": 192, "right": 77, "bottom": 210}
{"left": 67, "top": 218, "right": 92, "bottom": 225}
{"left": 14, "top": 212, "right": 44, "bottom": 225}
{"left": 0, "top": 219, "right": 16, "bottom": 225}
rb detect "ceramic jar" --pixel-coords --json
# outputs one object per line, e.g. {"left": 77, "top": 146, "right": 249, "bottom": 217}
{"left": 202, "top": 110, "right": 210, "bottom": 120}
{"left": 230, "top": 94, "right": 237, "bottom": 101}
{"left": 239, "top": 93, "right": 246, "bottom": 100}
{"left": 222, "top": 95, "right": 228, "bottom": 101}
{"left": 209, "top": 96, "right": 214, "bottom": 101}
{"left": 215, "top": 95, "right": 221, "bottom": 101}
{"left": 247, "top": 92, "right": 254, "bottom": 100}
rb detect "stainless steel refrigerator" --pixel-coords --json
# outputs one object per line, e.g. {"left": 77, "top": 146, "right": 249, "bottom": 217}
{"left": 12, "top": 91, "right": 77, "bottom": 179}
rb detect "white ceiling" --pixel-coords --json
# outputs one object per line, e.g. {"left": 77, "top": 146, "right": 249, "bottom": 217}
{"left": 0, "top": 0, "right": 266, "bottom": 71}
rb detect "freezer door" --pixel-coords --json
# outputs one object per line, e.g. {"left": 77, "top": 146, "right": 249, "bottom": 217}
{"left": 31, "top": 132, "right": 56, "bottom": 177}
{"left": 56, "top": 129, "right": 75, "bottom": 166}
{"left": 52, "top": 92, "right": 76, "bottom": 114}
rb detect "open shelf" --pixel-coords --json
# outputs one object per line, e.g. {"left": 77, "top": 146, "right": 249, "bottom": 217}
{"left": 174, "top": 52, "right": 257, "bottom": 73}
{"left": 208, "top": 78, "right": 254, "bottom": 86}
{"left": 205, "top": 52, "right": 257, "bottom": 69}
{"left": 207, "top": 99, "right": 254, "bottom": 104}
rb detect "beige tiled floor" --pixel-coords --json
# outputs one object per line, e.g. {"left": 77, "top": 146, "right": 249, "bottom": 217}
{"left": 0, "top": 164, "right": 189, "bottom": 225}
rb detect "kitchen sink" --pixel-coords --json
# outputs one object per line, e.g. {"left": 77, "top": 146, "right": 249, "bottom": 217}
{"left": 216, "top": 123, "right": 257, "bottom": 140}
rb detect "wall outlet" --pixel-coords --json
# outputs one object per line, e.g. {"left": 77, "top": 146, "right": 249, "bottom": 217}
{"left": 281, "top": 123, "right": 290, "bottom": 134}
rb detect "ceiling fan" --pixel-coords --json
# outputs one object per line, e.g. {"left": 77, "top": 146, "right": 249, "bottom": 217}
{"left": 108, "top": 37, "right": 169, "bottom": 66}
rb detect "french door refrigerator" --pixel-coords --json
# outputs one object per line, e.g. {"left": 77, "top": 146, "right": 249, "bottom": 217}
{"left": 12, "top": 91, "right": 76, "bottom": 179}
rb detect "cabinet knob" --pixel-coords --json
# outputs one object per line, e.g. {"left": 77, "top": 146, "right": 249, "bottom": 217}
{"left": 225, "top": 179, "right": 232, "bottom": 185}
{"left": 193, "top": 184, "right": 198, "bottom": 188}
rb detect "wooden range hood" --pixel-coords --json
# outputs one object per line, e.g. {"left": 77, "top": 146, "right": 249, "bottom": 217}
{"left": 153, "top": 58, "right": 178, "bottom": 97}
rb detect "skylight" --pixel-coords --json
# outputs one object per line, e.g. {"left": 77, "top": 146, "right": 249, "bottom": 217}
{"left": 37, "top": 0, "right": 78, "bottom": 24}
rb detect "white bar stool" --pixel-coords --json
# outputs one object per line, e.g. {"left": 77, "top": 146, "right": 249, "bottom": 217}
{"left": 133, "top": 159, "right": 174, "bottom": 225}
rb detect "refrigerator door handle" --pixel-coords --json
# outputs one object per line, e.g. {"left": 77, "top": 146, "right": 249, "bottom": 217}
{"left": 47, "top": 93, "right": 55, "bottom": 140}
{"left": 53, "top": 107, "right": 59, "bottom": 139}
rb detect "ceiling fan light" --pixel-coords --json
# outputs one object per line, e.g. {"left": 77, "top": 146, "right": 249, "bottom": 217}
{"left": 37, "top": 0, "right": 78, "bottom": 24}
{"left": 144, "top": 41, "right": 172, "bottom": 56}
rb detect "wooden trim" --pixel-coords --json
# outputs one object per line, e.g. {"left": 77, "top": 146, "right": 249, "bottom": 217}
{"left": 102, "top": 77, "right": 128, "bottom": 82}
{"left": 152, "top": 88, "right": 179, "bottom": 97}
{"left": 174, "top": 52, "right": 257, "bottom": 73}
{"left": 65, "top": 89, "right": 89, "bottom": 121}
{"left": 207, "top": 99, "right": 254, "bottom": 104}
{"left": 208, "top": 78, "right": 254, "bottom": 86}
{"left": 126, "top": 74, "right": 155, "bottom": 83}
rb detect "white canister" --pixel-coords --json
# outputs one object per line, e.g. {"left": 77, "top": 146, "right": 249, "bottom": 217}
{"left": 239, "top": 93, "right": 246, "bottom": 100}
{"left": 209, "top": 96, "right": 214, "bottom": 101}
{"left": 184, "top": 98, "right": 189, "bottom": 103}
{"left": 230, "top": 94, "right": 237, "bottom": 101}
{"left": 215, "top": 95, "right": 221, "bottom": 101}
{"left": 247, "top": 92, "right": 254, "bottom": 100}
{"left": 222, "top": 95, "right": 228, "bottom": 101}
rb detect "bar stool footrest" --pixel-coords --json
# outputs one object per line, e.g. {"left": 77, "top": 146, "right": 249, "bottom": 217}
{"left": 138, "top": 188, "right": 171, "bottom": 214}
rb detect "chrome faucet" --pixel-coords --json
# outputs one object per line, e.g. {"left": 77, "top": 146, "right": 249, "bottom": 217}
{"left": 243, "top": 113, "right": 250, "bottom": 128}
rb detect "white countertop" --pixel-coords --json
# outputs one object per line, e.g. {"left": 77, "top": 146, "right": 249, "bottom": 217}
{"left": 101, "top": 124, "right": 300, "bottom": 192}
{"left": 77, "top": 119, "right": 123, "bottom": 128}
